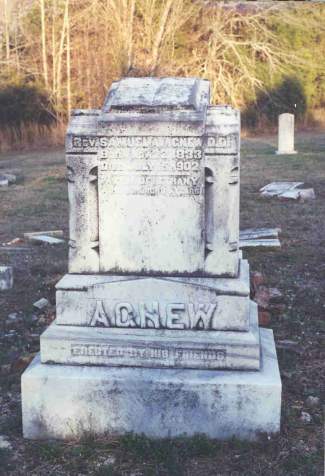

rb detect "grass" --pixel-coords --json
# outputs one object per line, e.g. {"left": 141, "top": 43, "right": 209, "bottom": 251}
{"left": 0, "top": 132, "right": 324, "bottom": 475}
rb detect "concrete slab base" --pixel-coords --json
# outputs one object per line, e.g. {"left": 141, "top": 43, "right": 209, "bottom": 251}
{"left": 21, "top": 329, "right": 281, "bottom": 441}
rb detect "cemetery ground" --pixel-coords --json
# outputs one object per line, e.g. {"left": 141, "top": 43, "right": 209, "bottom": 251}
{"left": 0, "top": 132, "right": 324, "bottom": 476}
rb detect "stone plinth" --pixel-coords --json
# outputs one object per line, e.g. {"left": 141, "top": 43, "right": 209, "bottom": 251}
{"left": 40, "top": 301, "right": 260, "bottom": 370}
{"left": 276, "top": 113, "right": 297, "bottom": 155}
{"left": 22, "top": 329, "right": 281, "bottom": 440}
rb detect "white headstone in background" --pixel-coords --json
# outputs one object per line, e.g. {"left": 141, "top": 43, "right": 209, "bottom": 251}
{"left": 22, "top": 77, "right": 281, "bottom": 441}
{"left": 276, "top": 113, "right": 297, "bottom": 155}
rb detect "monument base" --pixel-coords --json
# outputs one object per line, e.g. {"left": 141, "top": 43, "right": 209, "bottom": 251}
{"left": 22, "top": 329, "right": 281, "bottom": 440}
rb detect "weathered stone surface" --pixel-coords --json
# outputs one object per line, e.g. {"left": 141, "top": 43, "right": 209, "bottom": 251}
{"left": 66, "top": 78, "right": 240, "bottom": 276}
{"left": 41, "top": 301, "right": 259, "bottom": 370}
{"left": 276, "top": 113, "right": 297, "bottom": 155}
{"left": 55, "top": 260, "right": 250, "bottom": 330}
{"left": 0, "top": 266, "right": 13, "bottom": 290}
{"left": 103, "top": 77, "right": 210, "bottom": 113}
{"left": 22, "top": 329, "right": 281, "bottom": 440}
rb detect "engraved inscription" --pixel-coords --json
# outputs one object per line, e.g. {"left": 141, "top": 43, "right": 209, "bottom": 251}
{"left": 71, "top": 343, "right": 227, "bottom": 364}
{"left": 205, "top": 134, "right": 237, "bottom": 150}
{"left": 100, "top": 136, "right": 203, "bottom": 197}
{"left": 89, "top": 301, "right": 218, "bottom": 330}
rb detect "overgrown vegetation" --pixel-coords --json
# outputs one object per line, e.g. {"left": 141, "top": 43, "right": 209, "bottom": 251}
{"left": 0, "top": 1, "right": 324, "bottom": 150}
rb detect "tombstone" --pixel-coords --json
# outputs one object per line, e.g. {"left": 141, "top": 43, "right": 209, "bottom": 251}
{"left": 276, "top": 113, "right": 297, "bottom": 154}
{"left": 21, "top": 77, "right": 281, "bottom": 440}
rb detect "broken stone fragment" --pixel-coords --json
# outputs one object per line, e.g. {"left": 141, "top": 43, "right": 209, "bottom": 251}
{"left": 0, "top": 177, "right": 9, "bottom": 187}
{"left": 306, "top": 396, "right": 320, "bottom": 408}
{"left": 300, "top": 411, "right": 312, "bottom": 423}
{"left": 268, "top": 287, "right": 283, "bottom": 303}
{"left": 28, "top": 235, "right": 65, "bottom": 245}
{"left": 260, "top": 181, "right": 316, "bottom": 201}
{"left": 7, "top": 312, "right": 19, "bottom": 322}
{"left": 298, "top": 188, "right": 316, "bottom": 202}
{"left": 239, "top": 238, "right": 281, "bottom": 249}
{"left": 2, "top": 173, "right": 16, "bottom": 184}
{"left": 24, "top": 230, "right": 64, "bottom": 239}
{"left": 33, "top": 298, "right": 49, "bottom": 310}
{"left": 0, "top": 435, "right": 12, "bottom": 450}
{"left": 0, "top": 266, "right": 14, "bottom": 290}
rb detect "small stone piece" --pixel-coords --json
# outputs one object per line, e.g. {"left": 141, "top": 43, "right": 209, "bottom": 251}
{"left": 29, "top": 235, "right": 65, "bottom": 245}
{"left": 269, "top": 288, "right": 283, "bottom": 303}
{"left": 24, "top": 230, "right": 64, "bottom": 239}
{"left": 0, "top": 266, "right": 13, "bottom": 290}
{"left": 7, "top": 312, "right": 19, "bottom": 322}
{"left": 0, "top": 435, "right": 12, "bottom": 450}
{"left": 306, "top": 396, "right": 320, "bottom": 408}
{"left": 240, "top": 228, "right": 281, "bottom": 240}
{"left": 33, "top": 298, "right": 49, "bottom": 310}
{"left": 0, "top": 177, "right": 9, "bottom": 187}
{"left": 299, "top": 188, "right": 316, "bottom": 202}
{"left": 2, "top": 173, "right": 16, "bottom": 184}
{"left": 239, "top": 239, "right": 281, "bottom": 249}
{"left": 300, "top": 411, "right": 312, "bottom": 423}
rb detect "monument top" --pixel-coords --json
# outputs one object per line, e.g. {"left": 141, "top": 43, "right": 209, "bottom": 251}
{"left": 102, "top": 77, "right": 210, "bottom": 113}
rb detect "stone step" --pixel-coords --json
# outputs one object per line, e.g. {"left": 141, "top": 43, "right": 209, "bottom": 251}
{"left": 22, "top": 328, "right": 279, "bottom": 440}
{"left": 40, "top": 302, "right": 260, "bottom": 371}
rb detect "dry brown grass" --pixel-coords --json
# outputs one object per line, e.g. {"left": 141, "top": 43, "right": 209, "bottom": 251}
{"left": 0, "top": 123, "right": 65, "bottom": 153}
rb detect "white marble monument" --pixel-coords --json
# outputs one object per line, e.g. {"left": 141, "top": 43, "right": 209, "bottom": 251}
{"left": 22, "top": 77, "right": 281, "bottom": 440}
{"left": 276, "top": 113, "right": 297, "bottom": 155}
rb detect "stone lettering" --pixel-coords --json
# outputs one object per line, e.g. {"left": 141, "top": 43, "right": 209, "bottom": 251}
{"left": 89, "top": 300, "right": 220, "bottom": 330}
{"left": 188, "top": 303, "right": 217, "bottom": 329}
{"left": 70, "top": 344, "right": 227, "bottom": 364}
{"left": 115, "top": 302, "right": 137, "bottom": 327}
{"left": 89, "top": 300, "right": 112, "bottom": 327}
{"left": 166, "top": 303, "right": 186, "bottom": 329}
{"left": 139, "top": 301, "right": 160, "bottom": 329}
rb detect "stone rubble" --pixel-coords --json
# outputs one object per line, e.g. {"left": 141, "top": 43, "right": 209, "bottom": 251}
{"left": 260, "top": 182, "right": 315, "bottom": 201}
